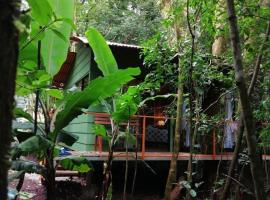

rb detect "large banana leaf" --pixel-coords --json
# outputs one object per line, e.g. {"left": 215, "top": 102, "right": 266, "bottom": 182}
{"left": 112, "top": 86, "right": 140, "bottom": 122}
{"left": 85, "top": 27, "right": 118, "bottom": 76}
{"left": 27, "top": 0, "right": 53, "bottom": 25}
{"left": 12, "top": 135, "right": 53, "bottom": 157}
{"left": 13, "top": 108, "right": 33, "bottom": 122}
{"left": 11, "top": 160, "right": 46, "bottom": 175}
{"left": 41, "top": 0, "right": 74, "bottom": 77}
{"left": 54, "top": 68, "right": 140, "bottom": 132}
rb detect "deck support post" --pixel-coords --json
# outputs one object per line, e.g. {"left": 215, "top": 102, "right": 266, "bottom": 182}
{"left": 212, "top": 129, "right": 216, "bottom": 160}
{"left": 142, "top": 116, "right": 146, "bottom": 160}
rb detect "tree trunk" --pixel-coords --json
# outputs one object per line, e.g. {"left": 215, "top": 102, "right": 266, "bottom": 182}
{"left": 0, "top": 0, "right": 20, "bottom": 199}
{"left": 212, "top": 0, "right": 227, "bottom": 57}
{"left": 162, "top": 1, "right": 185, "bottom": 199}
{"left": 226, "top": 1, "right": 266, "bottom": 199}
{"left": 221, "top": 21, "right": 270, "bottom": 200}
{"left": 164, "top": 60, "right": 184, "bottom": 200}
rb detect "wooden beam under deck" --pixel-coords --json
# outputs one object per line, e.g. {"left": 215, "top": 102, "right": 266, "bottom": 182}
{"left": 55, "top": 151, "right": 270, "bottom": 161}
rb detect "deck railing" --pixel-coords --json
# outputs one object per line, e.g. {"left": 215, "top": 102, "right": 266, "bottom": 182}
{"left": 86, "top": 112, "right": 235, "bottom": 160}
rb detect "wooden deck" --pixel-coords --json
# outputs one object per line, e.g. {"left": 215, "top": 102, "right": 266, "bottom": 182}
{"left": 57, "top": 113, "right": 270, "bottom": 163}
{"left": 55, "top": 151, "right": 270, "bottom": 161}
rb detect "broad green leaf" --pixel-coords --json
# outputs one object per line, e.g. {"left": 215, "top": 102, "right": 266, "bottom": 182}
{"left": 11, "top": 160, "right": 46, "bottom": 175}
{"left": 49, "top": 28, "right": 68, "bottom": 42}
{"left": 54, "top": 68, "right": 140, "bottom": 132}
{"left": 85, "top": 27, "right": 118, "bottom": 76}
{"left": 92, "top": 124, "right": 111, "bottom": 141}
{"left": 27, "top": 0, "right": 53, "bottom": 25}
{"left": 32, "top": 73, "right": 51, "bottom": 87}
{"left": 14, "top": 108, "right": 33, "bottom": 122}
{"left": 12, "top": 135, "right": 53, "bottom": 157}
{"left": 19, "top": 60, "right": 37, "bottom": 72}
{"left": 47, "top": 89, "right": 63, "bottom": 99}
{"left": 139, "top": 94, "right": 176, "bottom": 107}
{"left": 42, "top": 0, "right": 74, "bottom": 77}
{"left": 115, "top": 132, "right": 136, "bottom": 145}
{"left": 59, "top": 157, "right": 92, "bottom": 173}
{"left": 58, "top": 18, "right": 76, "bottom": 30}
{"left": 19, "top": 42, "right": 38, "bottom": 64}
{"left": 14, "top": 130, "right": 35, "bottom": 143}
{"left": 112, "top": 86, "right": 140, "bottom": 122}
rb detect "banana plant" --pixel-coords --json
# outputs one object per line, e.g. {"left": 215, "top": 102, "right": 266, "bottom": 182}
{"left": 13, "top": 7, "right": 141, "bottom": 197}
{"left": 85, "top": 28, "right": 141, "bottom": 200}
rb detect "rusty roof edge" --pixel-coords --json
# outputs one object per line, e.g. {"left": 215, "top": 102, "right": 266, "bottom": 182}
{"left": 71, "top": 36, "right": 142, "bottom": 49}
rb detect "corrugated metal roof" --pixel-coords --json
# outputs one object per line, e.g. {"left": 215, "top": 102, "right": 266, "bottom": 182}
{"left": 71, "top": 36, "right": 141, "bottom": 49}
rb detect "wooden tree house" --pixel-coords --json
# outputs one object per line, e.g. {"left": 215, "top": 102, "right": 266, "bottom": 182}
{"left": 53, "top": 36, "right": 270, "bottom": 162}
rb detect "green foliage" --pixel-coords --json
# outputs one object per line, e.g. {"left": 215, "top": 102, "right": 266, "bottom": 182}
{"left": 141, "top": 32, "right": 177, "bottom": 91}
{"left": 92, "top": 124, "right": 111, "bottom": 141}
{"left": 115, "top": 131, "right": 136, "bottom": 145}
{"left": 12, "top": 135, "right": 53, "bottom": 157}
{"left": 17, "top": 0, "right": 75, "bottom": 96}
{"left": 27, "top": 0, "right": 53, "bottom": 25}
{"left": 54, "top": 68, "right": 140, "bottom": 132}
{"left": 76, "top": 0, "right": 161, "bottom": 44}
{"left": 41, "top": 0, "right": 75, "bottom": 77}
{"left": 46, "top": 89, "right": 64, "bottom": 99}
{"left": 13, "top": 108, "right": 33, "bottom": 122}
{"left": 112, "top": 86, "right": 140, "bottom": 122}
{"left": 86, "top": 27, "right": 118, "bottom": 76}
{"left": 180, "top": 180, "right": 197, "bottom": 198}
{"left": 59, "top": 157, "right": 92, "bottom": 173}
{"left": 11, "top": 160, "right": 46, "bottom": 175}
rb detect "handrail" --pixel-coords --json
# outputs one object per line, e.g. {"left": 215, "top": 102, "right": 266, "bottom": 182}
{"left": 85, "top": 111, "right": 242, "bottom": 160}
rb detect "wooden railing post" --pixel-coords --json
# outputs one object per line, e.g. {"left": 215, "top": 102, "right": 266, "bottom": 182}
{"left": 142, "top": 116, "right": 146, "bottom": 160}
{"left": 212, "top": 129, "right": 216, "bottom": 160}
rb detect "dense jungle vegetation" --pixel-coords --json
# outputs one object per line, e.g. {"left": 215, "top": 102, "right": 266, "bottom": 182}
{"left": 0, "top": 0, "right": 270, "bottom": 199}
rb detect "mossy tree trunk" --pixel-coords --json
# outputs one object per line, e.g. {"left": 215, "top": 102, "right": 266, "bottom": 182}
{"left": 0, "top": 0, "right": 20, "bottom": 199}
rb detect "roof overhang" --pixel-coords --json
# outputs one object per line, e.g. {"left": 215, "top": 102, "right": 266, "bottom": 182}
{"left": 70, "top": 36, "right": 141, "bottom": 49}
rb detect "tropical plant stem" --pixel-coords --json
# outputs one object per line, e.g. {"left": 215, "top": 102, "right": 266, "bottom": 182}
{"left": 186, "top": 0, "right": 196, "bottom": 196}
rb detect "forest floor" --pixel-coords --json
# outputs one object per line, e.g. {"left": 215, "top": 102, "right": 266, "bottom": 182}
{"left": 9, "top": 173, "right": 162, "bottom": 200}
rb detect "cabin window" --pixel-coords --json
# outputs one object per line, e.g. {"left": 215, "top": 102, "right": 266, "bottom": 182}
{"left": 75, "top": 75, "right": 89, "bottom": 91}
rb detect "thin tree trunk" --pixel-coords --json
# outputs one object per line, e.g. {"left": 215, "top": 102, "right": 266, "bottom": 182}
{"left": 212, "top": 0, "right": 227, "bottom": 58}
{"left": 164, "top": 52, "right": 184, "bottom": 199}
{"left": 186, "top": 0, "right": 196, "bottom": 191}
{"left": 163, "top": 1, "right": 185, "bottom": 198}
{"left": 225, "top": 1, "right": 266, "bottom": 199}
{"left": 0, "top": 1, "right": 20, "bottom": 199}
{"left": 221, "top": 21, "right": 270, "bottom": 200}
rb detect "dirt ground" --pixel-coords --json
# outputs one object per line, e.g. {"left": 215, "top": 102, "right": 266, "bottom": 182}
{"left": 9, "top": 173, "right": 162, "bottom": 200}
{"left": 9, "top": 173, "right": 46, "bottom": 200}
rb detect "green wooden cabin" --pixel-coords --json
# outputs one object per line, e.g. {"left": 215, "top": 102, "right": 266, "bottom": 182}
{"left": 53, "top": 36, "right": 144, "bottom": 151}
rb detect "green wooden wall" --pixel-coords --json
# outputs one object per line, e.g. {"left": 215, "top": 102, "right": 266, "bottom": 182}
{"left": 65, "top": 42, "right": 91, "bottom": 89}
{"left": 64, "top": 42, "right": 105, "bottom": 151}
